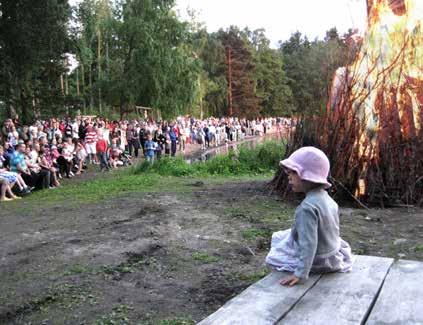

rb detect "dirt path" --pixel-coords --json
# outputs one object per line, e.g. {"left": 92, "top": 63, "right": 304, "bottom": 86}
{"left": 0, "top": 178, "right": 422, "bottom": 324}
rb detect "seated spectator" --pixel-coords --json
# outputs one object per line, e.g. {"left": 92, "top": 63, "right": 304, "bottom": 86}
{"left": 10, "top": 143, "right": 50, "bottom": 190}
{"left": 38, "top": 146, "right": 60, "bottom": 188}
{"left": 7, "top": 125, "right": 19, "bottom": 147}
{"left": 109, "top": 138, "right": 123, "bottom": 169}
{"left": 0, "top": 177, "right": 21, "bottom": 201}
{"left": 75, "top": 141, "right": 87, "bottom": 175}
{"left": 57, "top": 142, "right": 74, "bottom": 178}
{"left": 0, "top": 145, "right": 31, "bottom": 194}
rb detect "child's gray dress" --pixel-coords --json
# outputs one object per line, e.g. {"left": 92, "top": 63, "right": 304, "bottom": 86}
{"left": 266, "top": 188, "right": 353, "bottom": 279}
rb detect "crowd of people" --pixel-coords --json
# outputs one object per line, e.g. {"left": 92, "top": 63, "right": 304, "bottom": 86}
{"left": 0, "top": 115, "right": 293, "bottom": 202}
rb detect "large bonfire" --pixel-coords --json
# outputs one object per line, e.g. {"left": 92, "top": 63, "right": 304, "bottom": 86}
{"left": 271, "top": 0, "right": 423, "bottom": 206}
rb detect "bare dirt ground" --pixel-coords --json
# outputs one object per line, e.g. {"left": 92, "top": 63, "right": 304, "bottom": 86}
{"left": 0, "top": 178, "right": 422, "bottom": 324}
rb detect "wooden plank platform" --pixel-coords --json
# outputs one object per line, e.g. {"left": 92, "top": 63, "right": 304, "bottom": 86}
{"left": 366, "top": 259, "right": 423, "bottom": 325}
{"left": 198, "top": 256, "right": 423, "bottom": 325}
{"left": 277, "top": 255, "right": 393, "bottom": 325}
{"left": 198, "top": 272, "right": 322, "bottom": 325}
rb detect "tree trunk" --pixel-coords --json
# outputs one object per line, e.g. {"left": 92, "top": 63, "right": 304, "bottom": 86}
{"left": 60, "top": 74, "right": 64, "bottom": 95}
{"left": 64, "top": 57, "right": 69, "bottom": 95}
{"left": 97, "top": 29, "right": 102, "bottom": 114}
{"left": 226, "top": 46, "right": 233, "bottom": 116}
{"left": 20, "top": 87, "right": 29, "bottom": 123}
{"left": 89, "top": 64, "right": 93, "bottom": 112}
{"left": 81, "top": 62, "right": 86, "bottom": 114}
{"left": 106, "top": 34, "right": 110, "bottom": 73}
{"left": 76, "top": 66, "right": 80, "bottom": 96}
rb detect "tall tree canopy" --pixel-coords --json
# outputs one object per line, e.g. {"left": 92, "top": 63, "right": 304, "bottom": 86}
{"left": 0, "top": 0, "right": 70, "bottom": 123}
{"left": 0, "top": 0, "right": 355, "bottom": 122}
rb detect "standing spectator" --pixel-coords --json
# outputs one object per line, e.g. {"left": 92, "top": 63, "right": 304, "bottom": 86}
{"left": 126, "top": 124, "right": 140, "bottom": 158}
{"left": 96, "top": 134, "right": 109, "bottom": 172}
{"left": 139, "top": 125, "right": 147, "bottom": 156}
{"left": 169, "top": 127, "right": 178, "bottom": 157}
{"left": 179, "top": 124, "right": 187, "bottom": 153}
{"left": 154, "top": 128, "right": 166, "bottom": 159}
{"left": 85, "top": 124, "right": 98, "bottom": 164}
{"left": 144, "top": 134, "right": 157, "bottom": 164}
{"left": 2, "top": 119, "right": 13, "bottom": 139}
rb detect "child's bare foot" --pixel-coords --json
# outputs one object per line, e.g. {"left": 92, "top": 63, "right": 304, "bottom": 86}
{"left": 0, "top": 197, "right": 13, "bottom": 202}
{"left": 11, "top": 195, "right": 22, "bottom": 200}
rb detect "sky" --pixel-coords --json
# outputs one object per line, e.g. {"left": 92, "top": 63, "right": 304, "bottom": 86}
{"left": 69, "top": 0, "right": 368, "bottom": 46}
{"left": 175, "top": 0, "right": 368, "bottom": 45}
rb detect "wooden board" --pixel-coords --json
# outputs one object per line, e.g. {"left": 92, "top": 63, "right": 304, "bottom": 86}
{"left": 198, "top": 271, "right": 322, "bottom": 325}
{"left": 366, "top": 259, "right": 423, "bottom": 325}
{"left": 277, "top": 255, "right": 394, "bottom": 325}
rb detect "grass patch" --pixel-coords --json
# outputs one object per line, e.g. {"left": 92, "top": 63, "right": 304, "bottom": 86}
{"left": 63, "top": 264, "right": 95, "bottom": 276}
{"left": 237, "top": 268, "right": 269, "bottom": 282}
{"left": 241, "top": 228, "right": 271, "bottom": 240}
{"left": 13, "top": 282, "right": 97, "bottom": 318}
{"left": 192, "top": 251, "right": 219, "bottom": 263}
{"left": 101, "top": 255, "right": 154, "bottom": 278}
{"left": 157, "top": 318, "right": 195, "bottom": 325}
{"left": 414, "top": 244, "right": 423, "bottom": 252}
{"left": 94, "top": 304, "right": 133, "bottom": 325}
{"left": 223, "top": 196, "right": 294, "bottom": 226}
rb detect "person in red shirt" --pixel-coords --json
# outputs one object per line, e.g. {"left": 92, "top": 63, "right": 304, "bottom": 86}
{"left": 96, "top": 133, "right": 109, "bottom": 171}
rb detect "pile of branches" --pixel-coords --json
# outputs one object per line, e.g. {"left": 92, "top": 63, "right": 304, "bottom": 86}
{"left": 268, "top": 110, "right": 423, "bottom": 207}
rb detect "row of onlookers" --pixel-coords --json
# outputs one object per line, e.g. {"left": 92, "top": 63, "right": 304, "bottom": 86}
{"left": 0, "top": 115, "right": 294, "bottom": 201}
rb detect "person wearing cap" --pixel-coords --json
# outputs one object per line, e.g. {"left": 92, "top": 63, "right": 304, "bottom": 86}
{"left": 266, "top": 146, "right": 353, "bottom": 286}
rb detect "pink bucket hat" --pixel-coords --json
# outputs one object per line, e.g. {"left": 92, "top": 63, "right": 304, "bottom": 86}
{"left": 280, "top": 146, "right": 331, "bottom": 188}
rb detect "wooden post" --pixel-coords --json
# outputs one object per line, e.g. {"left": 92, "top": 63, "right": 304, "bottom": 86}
{"left": 226, "top": 46, "right": 233, "bottom": 116}
{"left": 60, "top": 74, "right": 64, "bottom": 95}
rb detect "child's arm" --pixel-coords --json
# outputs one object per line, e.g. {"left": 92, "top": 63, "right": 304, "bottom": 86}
{"left": 295, "top": 206, "right": 318, "bottom": 280}
{"left": 281, "top": 206, "right": 318, "bottom": 286}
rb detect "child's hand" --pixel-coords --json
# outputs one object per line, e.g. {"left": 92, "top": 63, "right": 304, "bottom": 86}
{"left": 280, "top": 275, "right": 300, "bottom": 286}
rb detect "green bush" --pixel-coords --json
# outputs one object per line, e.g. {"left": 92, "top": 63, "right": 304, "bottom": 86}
{"left": 132, "top": 157, "right": 195, "bottom": 176}
{"left": 131, "top": 140, "right": 285, "bottom": 177}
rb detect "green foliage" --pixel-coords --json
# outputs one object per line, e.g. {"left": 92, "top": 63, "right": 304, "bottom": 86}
{"left": 218, "top": 27, "right": 260, "bottom": 118}
{"left": 0, "top": 0, "right": 70, "bottom": 122}
{"left": 132, "top": 140, "right": 285, "bottom": 177}
{"left": 95, "top": 304, "right": 134, "bottom": 325}
{"left": 192, "top": 251, "right": 219, "bottom": 263}
{"left": 237, "top": 268, "right": 269, "bottom": 282}
{"left": 157, "top": 318, "right": 195, "bottom": 325}
{"left": 134, "top": 157, "right": 196, "bottom": 177}
{"left": 0, "top": 0, "right": 353, "bottom": 121}
{"left": 245, "top": 28, "right": 293, "bottom": 116}
{"left": 241, "top": 228, "right": 271, "bottom": 240}
{"left": 414, "top": 244, "right": 423, "bottom": 252}
{"left": 279, "top": 29, "right": 353, "bottom": 116}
